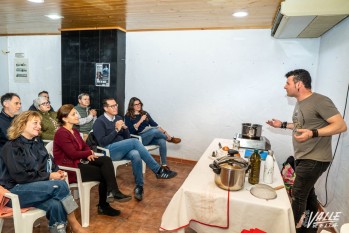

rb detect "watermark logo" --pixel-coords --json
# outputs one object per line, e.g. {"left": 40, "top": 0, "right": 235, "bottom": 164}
{"left": 303, "top": 210, "right": 341, "bottom": 228}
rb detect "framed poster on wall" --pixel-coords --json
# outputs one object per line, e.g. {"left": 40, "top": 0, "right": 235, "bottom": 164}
{"left": 95, "top": 63, "right": 110, "bottom": 87}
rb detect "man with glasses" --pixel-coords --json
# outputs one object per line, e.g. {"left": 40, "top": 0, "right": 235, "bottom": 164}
{"left": 266, "top": 69, "right": 347, "bottom": 233}
{"left": 74, "top": 93, "right": 97, "bottom": 140}
{"left": 29, "top": 90, "right": 54, "bottom": 112}
{"left": 93, "top": 98, "right": 177, "bottom": 201}
{"left": 0, "top": 93, "right": 21, "bottom": 152}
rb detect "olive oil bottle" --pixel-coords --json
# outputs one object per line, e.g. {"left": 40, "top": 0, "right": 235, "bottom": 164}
{"left": 248, "top": 149, "right": 261, "bottom": 185}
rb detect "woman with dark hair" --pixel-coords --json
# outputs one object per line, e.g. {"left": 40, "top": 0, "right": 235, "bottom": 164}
{"left": 124, "top": 97, "right": 181, "bottom": 170}
{"left": 0, "top": 111, "right": 86, "bottom": 233}
{"left": 53, "top": 104, "right": 131, "bottom": 217}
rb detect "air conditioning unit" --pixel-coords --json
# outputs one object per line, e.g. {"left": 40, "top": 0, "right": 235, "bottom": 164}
{"left": 271, "top": 0, "right": 349, "bottom": 38}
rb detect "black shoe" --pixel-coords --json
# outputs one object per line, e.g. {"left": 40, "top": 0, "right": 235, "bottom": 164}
{"left": 107, "top": 190, "right": 132, "bottom": 203}
{"left": 113, "top": 192, "right": 132, "bottom": 202}
{"left": 97, "top": 204, "right": 121, "bottom": 216}
{"left": 156, "top": 167, "right": 177, "bottom": 179}
{"left": 134, "top": 186, "right": 143, "bottom": 201}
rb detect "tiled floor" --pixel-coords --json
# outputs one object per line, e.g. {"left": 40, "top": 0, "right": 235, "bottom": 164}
{"left": 1, "top": 159, "right": 196, "bottom": 233}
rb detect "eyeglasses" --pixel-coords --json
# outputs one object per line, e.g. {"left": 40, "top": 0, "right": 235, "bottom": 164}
{"left": 40, "top": 101, "right": 51, "bottom": 106}
{"left": 107, "top": 104, "right": 118, "bottom": 108}
{"left": 133, "top": 103, "right": 141, "bottom": 106}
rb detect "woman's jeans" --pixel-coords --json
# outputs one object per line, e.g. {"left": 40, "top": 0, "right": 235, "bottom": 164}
{"left": 140, "top": 128, "right": 167, "bottom": 165}
{"left": 9, "top": 180, "right": 75, "bottom": 228}
{"left": 106, "top": 138, "right": 161, "bottom": 187}
{"left": 292, "top": 159, "right": 330, "bottom": 231}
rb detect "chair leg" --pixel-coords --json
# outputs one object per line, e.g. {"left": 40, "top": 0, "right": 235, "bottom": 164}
{"left": 17, "top": 216, "right": 41, "bottom": 233}
{"left": 80, "top": 186, "right": 91, "bottom": 227}
{"left": 0, "top": 218, "right": 4, "bottom": 233}
{"left": 142, "top": 161, "right": 146, "bottom": 174}
{"left": 113, "top": 164, "right": 118, "bottom": 176}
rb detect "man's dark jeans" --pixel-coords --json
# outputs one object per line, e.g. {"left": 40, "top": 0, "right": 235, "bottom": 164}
{"left": 292, "top": 159, "right": 330, "bottom": 233}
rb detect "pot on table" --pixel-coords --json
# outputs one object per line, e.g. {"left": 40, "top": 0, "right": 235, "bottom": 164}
{"left": 209, "top": 156, "right": 249, "bottom": 191}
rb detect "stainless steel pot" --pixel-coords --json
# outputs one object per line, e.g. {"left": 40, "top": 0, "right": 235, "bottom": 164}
{"left": 241, "top": 123, "right": 262, "bottom": 139}
{"left": 209, "top": 156, "right": 249, "bottom": 191}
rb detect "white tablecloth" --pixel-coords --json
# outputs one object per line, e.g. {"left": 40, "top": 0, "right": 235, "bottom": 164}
{"left": 160, "top": 138, "right": 296, "bottom": 233}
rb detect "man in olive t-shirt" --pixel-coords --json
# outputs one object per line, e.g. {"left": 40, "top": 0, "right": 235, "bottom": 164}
{"left": 266, "top": 69, "right": 347, "bottom": 233}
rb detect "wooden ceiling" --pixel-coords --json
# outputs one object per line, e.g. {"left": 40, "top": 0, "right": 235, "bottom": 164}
{"left": 0, "top": 0, "right": 282, "bottom": 36}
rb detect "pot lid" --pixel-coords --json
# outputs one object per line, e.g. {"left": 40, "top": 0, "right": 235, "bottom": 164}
{"left": 214, "top": 156, "right": 249, "bottom": 169}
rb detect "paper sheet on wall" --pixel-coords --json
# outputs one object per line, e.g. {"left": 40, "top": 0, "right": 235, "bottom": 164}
{"left": 14, "top": 58, "right": 29, "bottom": 83}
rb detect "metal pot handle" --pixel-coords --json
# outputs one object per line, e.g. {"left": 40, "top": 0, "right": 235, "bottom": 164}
{"left": 209, "top": 163, "right": 221, "bottom": 174}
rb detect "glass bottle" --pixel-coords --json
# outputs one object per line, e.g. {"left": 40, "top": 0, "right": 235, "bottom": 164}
{"left": 248, "top": 149, "right": 261, "bottom": 185}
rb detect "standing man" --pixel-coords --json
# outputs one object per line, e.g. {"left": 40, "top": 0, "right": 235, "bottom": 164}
{"left": 266, "top": 69, "right": 347, "bottom": 232}
{"left": 0, "top": 93, "right": 22, "bottom": 152}
{"left": 29, "top": 90, "right": 54, "bottom": 112}
{"left": 93, "top": 97, "right": 177, "bottom": 201}
{"left": 74, "top": 93, "right": 97, "bottom": 140}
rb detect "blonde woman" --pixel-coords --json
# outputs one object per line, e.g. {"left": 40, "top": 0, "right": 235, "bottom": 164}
{"left": 0, "top": 111, "right": 86, "bottom": 233}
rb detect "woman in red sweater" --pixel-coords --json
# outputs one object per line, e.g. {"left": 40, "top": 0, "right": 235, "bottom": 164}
{"left": 53, "top": 104, "right": 131, "bottom": 217}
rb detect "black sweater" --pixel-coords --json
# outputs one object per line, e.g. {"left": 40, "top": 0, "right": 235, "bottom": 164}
{"left": 0, "top": 136, "right": 58, "bottom": 189}
{"left": 0, "top": 110, "right": 14, "bottom": 152}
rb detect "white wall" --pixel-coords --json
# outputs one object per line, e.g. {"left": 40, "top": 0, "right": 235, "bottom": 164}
{"left": 0, "top": 37, "right": 9, "bottom": 95}
{"left": 0, "top": 35, "right": 61, "bottom": 110}
{"left": 126, "top": 29, "right": 320, "bottom": 166}
{"left": 315, "top": 17, "right": 349, "bottom": 229}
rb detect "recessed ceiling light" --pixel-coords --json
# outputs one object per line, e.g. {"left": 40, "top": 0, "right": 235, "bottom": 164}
{"left": 45, "top": 14, "right": 64, "bottom": 20}
{"left": 28, "top": 0, "right": 44, "bottom": 3}
{"left": 232, "top": 12, "right": 248, "bottom": 17}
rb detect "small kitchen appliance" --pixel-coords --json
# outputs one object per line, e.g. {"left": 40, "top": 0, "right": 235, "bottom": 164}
{"left": 235, "top": 133, "right": 271, "bottom": 151}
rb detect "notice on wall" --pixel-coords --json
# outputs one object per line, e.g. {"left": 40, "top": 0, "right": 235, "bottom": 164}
{"left": 14, "top": 58, "right": 29, "bottom": 83}
{"left": 95, "top": 63, "right": 110, "bottom": 87}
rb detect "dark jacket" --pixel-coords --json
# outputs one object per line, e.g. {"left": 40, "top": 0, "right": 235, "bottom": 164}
{"left": 124, "top": 112, "right": 158, "bottom": 135}
{"left": 93, "top": 114, "right": 130, "bottom": 147}
{"left": 0, "top": 136, "right": 59, "bottom": 190}
{"left": 0, "top": 109, "right": 15, "bottom": 152}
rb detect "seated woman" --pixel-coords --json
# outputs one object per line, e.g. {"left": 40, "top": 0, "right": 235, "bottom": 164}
{"left": 53, "top": 104, "right": 131, "bottom": 217}
{"left": 124, "top": 97, "right": 181, "bottom": 170}
{"left": 0, "top": 111, "right": 86, "bottom": 233}
{"left": 33, "top": 96, "right": 59, "bottom": 140}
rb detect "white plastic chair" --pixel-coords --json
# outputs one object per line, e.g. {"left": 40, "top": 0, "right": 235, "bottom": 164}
{"left": 96, "top": 146, "right": 133, "bottom": 175}
{"left": 0, "top": 192, "right": 46, "bottom": 233}
{"left": 130, "top": 134, "right": 160, "bottom": 153}
{"left": 131, "top": 134, "right": 160, "bottom": 173}
{"left": 0, "top": 173, "right": 69, "bottom": 233}
{"left": 45, "top": 141, "right": 99, "bottom": 227}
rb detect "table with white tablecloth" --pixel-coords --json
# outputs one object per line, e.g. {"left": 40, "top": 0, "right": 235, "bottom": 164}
{"left": 160, "top": 138, "right": 296, "bottom": 233}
